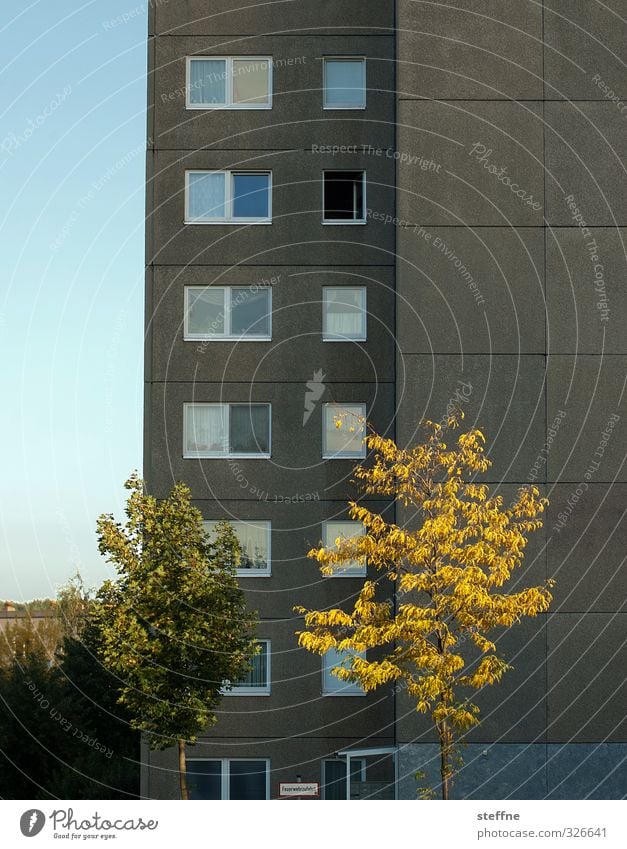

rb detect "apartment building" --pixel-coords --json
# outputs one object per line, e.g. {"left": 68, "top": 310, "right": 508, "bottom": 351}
{"left": 143, "top": 1, "right": 626, "bottom": 800}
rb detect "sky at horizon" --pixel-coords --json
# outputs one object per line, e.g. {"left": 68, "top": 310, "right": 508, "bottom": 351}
{"left": 0, "top": 2, "right": 148, "bottom": 600}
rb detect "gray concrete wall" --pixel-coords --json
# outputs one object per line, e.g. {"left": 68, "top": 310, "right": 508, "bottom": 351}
{"left": 395, "top": 0, "right": 627, "bottom": 800}
{"left": 398, "top": 743, "right": 627, "bottom": 800}
{"left": 145, "top": 0, "right": 397, "bottom": 799}
{"left": 145, "top": 0, "right": 626, "bottom": 799}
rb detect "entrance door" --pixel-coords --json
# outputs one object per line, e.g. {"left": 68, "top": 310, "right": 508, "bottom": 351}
{"left": 322, "top": 759, "right": 365, "bottom": 800}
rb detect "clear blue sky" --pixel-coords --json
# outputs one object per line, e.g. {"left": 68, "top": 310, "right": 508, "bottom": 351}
{"left": 0, "top": 1, "right": 147, "bottom": 600}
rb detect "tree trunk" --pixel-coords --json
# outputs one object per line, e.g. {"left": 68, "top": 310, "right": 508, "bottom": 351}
{"left": 438, "top": 720, "right": 452, "bottom": 800}
{"left": 178, "top": 738, "right": 189, "bottom": 800}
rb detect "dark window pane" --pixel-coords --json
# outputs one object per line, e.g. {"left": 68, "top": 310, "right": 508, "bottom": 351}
{"left": 324, "top": 171, "right": 364, "bottom": 220}
{"left": 233, "top": 174, "right": 269, "bottom": 218}
{"left": 230, "top": 405, "right": 270, "bottom": 454}
{"left": 324, "top": 760, "right": 346, "bottom": 800}
{"left": 187, "top": 760, "right": 221, "bottom": 800}
{"left": 231, "top": 288, "right": 271, "bottom": 336}
{"left": 229, "top": 761, "right": 267, "bottom": 800}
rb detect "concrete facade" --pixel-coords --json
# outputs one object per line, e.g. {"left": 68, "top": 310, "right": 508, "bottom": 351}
{"left": 144, "top": 1, "right": 626, "bottom": 799}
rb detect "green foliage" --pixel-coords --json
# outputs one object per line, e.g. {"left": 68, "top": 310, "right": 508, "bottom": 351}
{"left": 95, "top": 473, "right": 258, "bottom": 751}
{"left": 55, "top": 573, "right": 92, "bottom": 641}
{"left": 0, "top": 651, "right": 63, "bottom": 799}
{"left": 0, "top": 611, "right": 139, "bottom": 799}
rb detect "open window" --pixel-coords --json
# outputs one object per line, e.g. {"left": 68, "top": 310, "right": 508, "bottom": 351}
{"left": 322, "top": 171, "right": 366, "bottom": 223}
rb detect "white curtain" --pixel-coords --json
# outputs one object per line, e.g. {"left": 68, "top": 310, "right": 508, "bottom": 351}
{"left": 187, "top": 288, "right": 225, "bottom": 336}
{"left": 189, "top": 58, "right": 227, "bottom": 105}
{"left": 234, "top": 521, "right": 268, "bottom": 569}
{"left": 186, "top": 406, "right": 226, "bottom": 453}
{"left": 324, "top": 521, "right": 365, "bottom": 574}
{"left": 203, "top": 520, "right": 269, "bottom": 570}
{"left": 325, "top": 404, "right": 365, "bottom": 454}
{"left": 188, "top": 171, "right": 226, "bottom": 220}
{"left": 326, "top": 289, "right": 365, "bottom": 337}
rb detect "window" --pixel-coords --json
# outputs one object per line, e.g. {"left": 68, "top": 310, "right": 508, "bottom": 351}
{"left": 323, "top": 403, "right": 366, "bottom": 459}
{"left": 203, "top": 520, "right": 271, "bottom": 576}
{"left": 222, "top": 640, "right": 271, "bottom": 695}
{"left": 184, "top": 404, "right": 270, "bottom": 458}
{"left": 323, "top": 58, "right": 366, "bottom": 109}
{"left": 187, "top": 57, "right": 272, "bottom": 108}
{"left": 187, "top": 759, "right": 270, "bottom": 800}
{"left": 323, "top": 171, "right": 366, "bottom": 223}
{"left": 323, "top": 521, "right": 366, "bottom": 577}
{"left": 322, "top": 648, "right": 365, "bottom": 695}
{"left": 184, "top": 286, "right": 271, "bottom": 341}
{"left": 323, "top": 287, "right": 367, "bottom": 341}
{"left": 185, "top": 171, "right": 271, "bottom": 223}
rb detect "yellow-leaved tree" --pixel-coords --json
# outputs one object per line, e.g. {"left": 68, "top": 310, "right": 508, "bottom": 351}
{"left": 296, "top": 414, "right": 553, "bottom": 799}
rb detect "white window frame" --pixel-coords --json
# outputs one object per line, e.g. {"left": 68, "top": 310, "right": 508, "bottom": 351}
{"left": 184, "top": 286, "right": 272, "bottom": 342}
{"left": 323, "top": 57, "right": 366, "bottom": 110}
{"left": 322, "top": 403, "right": 367, "bottom": 459}
{"left": 186, "top": 56, "right": 273, "bottom": 110}
{"left": 185, "top": 170, "right": 272, "bottom": 224}
{"left": 183, "top": 403, "right": 271, "bottom": 459}
{"left": 203, "top": 520, "right": 272, "bottom": 577}
{"left": 186, "top": 758, "right": 271, "bottom": 800}
{"left": 322, "top": 286, "right": 367, "bottom": 342}
{"left": 322, "top": 520, "right": 367, "bottom": 577}
{"left": 322, "top": 170, "right": 367, "bottom": 225}
{"left": 322, "top": 648, "right": 366, "bottom": 696}
{"left": 223, "top": 640, "right": 271, "bottom": 696}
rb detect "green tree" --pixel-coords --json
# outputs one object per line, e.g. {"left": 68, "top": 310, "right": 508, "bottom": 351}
{"left": 96, "top": 473, "right": 258, "bottom": 799}
{"left": 51, "top": 620, "right": 140, "bottom": 798}
{"left": 0, "top": 576, "right": 140, "bottom": 799}
{"left": 296, "top": 415, "right": 553, "bottom": 799}
{"left": 0, "top": 647, "right": 65, "bottom": 798}
{"left": 56, "top": 573, "right": 92, "bottom": 641}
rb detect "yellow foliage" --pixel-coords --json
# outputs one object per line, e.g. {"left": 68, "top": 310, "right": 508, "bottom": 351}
{"left": 295, "top": 414, "right": 553, "bottom": 794}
